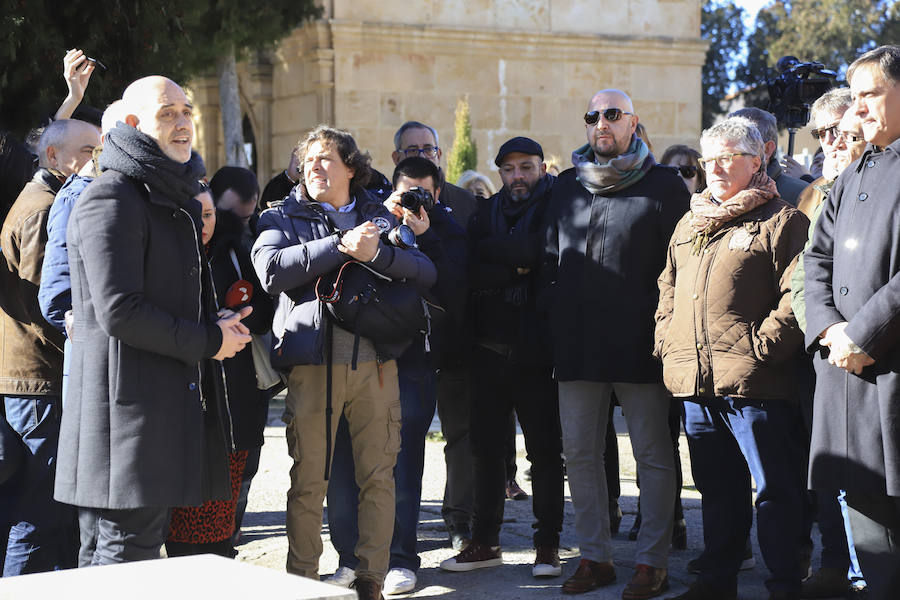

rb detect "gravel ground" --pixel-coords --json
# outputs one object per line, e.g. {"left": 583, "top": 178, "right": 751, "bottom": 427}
{"left": 235, "top": 401, "right": 824, "bottom": 599}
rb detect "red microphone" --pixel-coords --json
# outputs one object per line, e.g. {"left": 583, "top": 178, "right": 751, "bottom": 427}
{"left": 225, "top": 279, "right": 254, "bottom": 309}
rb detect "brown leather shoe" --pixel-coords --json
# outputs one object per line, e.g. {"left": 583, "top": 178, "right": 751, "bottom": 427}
{"left": 562, "top": 558, "right": 616, "bottom": 594}
{"left": 506, "top": 479, "right": 529, "bottom": 500}
{"left": 351, "top": 577, "right": 384, "bottom": 600}
{"left": 623, "top": 564, "right": 669, "bottom": 599}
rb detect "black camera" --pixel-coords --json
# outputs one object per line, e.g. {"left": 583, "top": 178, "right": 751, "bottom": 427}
{"left": 399, "top": 187, "right": 435, "bottom": 213}
{"left": 382, "top": 224, "right": 417, "bottom": 250}
{"left": 767, "top": 56, "right": 837, "bottom": 131}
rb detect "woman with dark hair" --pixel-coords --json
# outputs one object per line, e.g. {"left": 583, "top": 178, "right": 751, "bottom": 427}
{"left": 661, "top": 144, "right": 706, "bottom": 194}
{"left": 165, "top": 182, "right": 274, "bottom": 558}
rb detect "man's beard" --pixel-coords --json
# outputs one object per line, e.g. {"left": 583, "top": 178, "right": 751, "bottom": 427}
{"left": 509, "top": 185, "right": 533, "bottom": 203}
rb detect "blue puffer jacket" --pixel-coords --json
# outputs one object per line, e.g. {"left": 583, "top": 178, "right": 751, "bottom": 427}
{"left": 251, "top": 187, "right": 437, "bottom": 366}
{"left": 39, "top": 174, "right": 92, "bottom": 335}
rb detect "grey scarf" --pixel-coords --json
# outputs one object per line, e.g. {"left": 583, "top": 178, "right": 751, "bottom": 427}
{"left": 572, "top": 134, "right": 652, "bottom": 195}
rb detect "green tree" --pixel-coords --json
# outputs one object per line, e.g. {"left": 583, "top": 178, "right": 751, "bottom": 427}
{"left": 0, "top": 1, "right": 201, "bottom": 137}
{"left": 446, "top": 97, "right": 477, "bottom": 185}
{"left": 0, "top": 0, "right": 320, "bottom": 167}
{"left": 700, "top": 0, "right": 748, "bottom": 128}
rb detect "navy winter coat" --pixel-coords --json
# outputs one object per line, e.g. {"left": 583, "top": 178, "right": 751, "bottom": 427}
{"left": 251, "top": 188, "right": 437, "bottom": 367}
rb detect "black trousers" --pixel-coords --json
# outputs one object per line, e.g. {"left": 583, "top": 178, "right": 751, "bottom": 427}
{"left": 468, "top": 346, "right": 563, "bottom": 548}
{"left": 844, "top": 491, "right": 900, "bottom": 600}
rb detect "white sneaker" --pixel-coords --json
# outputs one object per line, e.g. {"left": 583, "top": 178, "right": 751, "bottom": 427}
{"left": 383, "top": 567, "right": 417, "bottom": 595}
{"left": 325, "top": 566, "right": 355, "bottom": 588}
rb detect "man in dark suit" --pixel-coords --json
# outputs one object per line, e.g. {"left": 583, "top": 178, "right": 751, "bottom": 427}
{"left": 804, "top": 44, "right": 900, "bottom": 600}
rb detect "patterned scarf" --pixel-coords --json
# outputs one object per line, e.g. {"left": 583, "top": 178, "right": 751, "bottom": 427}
{"left": 689, "top": 170, "right": 778, "bottom": 254}
{"left": 571, "top": 134, "right": 652, "bottom": 195}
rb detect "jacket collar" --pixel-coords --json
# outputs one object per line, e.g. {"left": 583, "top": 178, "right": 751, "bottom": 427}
{"left": 32, "top": 168, "right": 64, "bottom": 195}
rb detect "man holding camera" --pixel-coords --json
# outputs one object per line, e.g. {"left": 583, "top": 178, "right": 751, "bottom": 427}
{"left": 252, "top": 126, "right": 435, "bottom": 600}
{"left": 391, "top": 120, "right": 478, "bottom": 551}
{"left": 326, "top": 156, "right": 467, "bottom": 595}
{"left": 439, "top": 137, "right": 564, "bottom": 580}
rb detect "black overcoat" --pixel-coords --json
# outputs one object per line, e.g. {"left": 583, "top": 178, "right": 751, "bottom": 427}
{"left": 804, "top": 138, "right": 900, "bottom": 495}
{"left": 54, "top": 170, "right": 231, "bottom": 509}
{"left": 543, "top": 162, "right": 690, "bottom": 382}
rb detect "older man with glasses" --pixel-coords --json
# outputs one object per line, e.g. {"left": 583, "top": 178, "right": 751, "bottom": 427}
{"left": 544, "top": 89, "right": 690, "bottom": 599}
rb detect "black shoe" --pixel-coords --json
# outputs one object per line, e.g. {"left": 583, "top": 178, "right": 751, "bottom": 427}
{"left": 610, "top": 502, "right": 623, "bottom": 535}
{"left": 447, "top": 523, "right": 472, "bottom": 552}
{"left": 687, "top": 545, "right": 753, "bottom": 575}
{"left": 672, "top": 519, "right": 687, "bottom": 550}
{"left": 628, "top": 513, "right": 642, "bottom": 541}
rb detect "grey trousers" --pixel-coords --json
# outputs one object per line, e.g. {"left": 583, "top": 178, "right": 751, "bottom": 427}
{"left": 559, "top": 381, "right": 675, "bottom": 568}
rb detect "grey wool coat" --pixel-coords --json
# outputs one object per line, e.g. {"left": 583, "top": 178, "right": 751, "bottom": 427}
{"left": 804, "top": 137, "right": 900, "bottom": 496}
{"left": 54, "top": 170, "right": 231, "bottom": 509}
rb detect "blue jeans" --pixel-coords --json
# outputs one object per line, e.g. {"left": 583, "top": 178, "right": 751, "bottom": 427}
{"left": 1, "top": 395, "right": 77, "bottom": 576}
{"left": 327, "top": 361, "right": 436, "bottom": 572}
{"left": 684, "top": 396, "right": 805, "bottom": 596}
{"left": 838, "top": 490, "right": 866, "bottom": 585}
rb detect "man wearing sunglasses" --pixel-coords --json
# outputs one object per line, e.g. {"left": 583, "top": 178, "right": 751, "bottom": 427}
{"left": 729, "top": 107, "right": 809, "bottom": 206}
{"left": 543, "top": 89, "right": 690, "bottom": 599}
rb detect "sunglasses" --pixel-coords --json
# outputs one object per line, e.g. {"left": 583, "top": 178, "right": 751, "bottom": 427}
{"left": 584, "top": 108, "right": 633, "bottom": 125}
{"left": 676, "top": 165, "right": 698, "bottom": 178}
{"left": 810, "top": 122, "right": 841, "bottom": 141}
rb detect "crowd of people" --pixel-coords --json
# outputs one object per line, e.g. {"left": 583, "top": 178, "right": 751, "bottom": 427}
{"left": 1, "top": 42, "right": 899, "bottom": 600}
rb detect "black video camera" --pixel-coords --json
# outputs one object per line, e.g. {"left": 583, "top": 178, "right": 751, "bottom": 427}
{"left": 767, "top": 56, "right": 838, "bottom": 130}
{"left": 399, "top": 187, "right": 435, "bottom": 213}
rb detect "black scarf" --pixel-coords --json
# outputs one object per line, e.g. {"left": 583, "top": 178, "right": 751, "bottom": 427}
{"left": 99, "top": 123, "right": 205, "bottom": 203}
{"left": 499, "top": 173, "right": 553, "bottom": 222}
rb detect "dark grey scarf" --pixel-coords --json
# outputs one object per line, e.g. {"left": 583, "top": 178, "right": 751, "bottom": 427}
{"left": 99, "top": 123, "right": 205, "bottom": 203}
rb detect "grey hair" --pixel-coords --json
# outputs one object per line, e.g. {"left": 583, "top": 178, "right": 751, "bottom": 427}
{"left": 700, "top": 116, "right": 766, "bottom": 164}
{"left": 456, "top": 169, "right": 496, "bottom": 197}
{"left": 393, "top": 121, "right": 439, "bottom": 151}
{"left": 37, "top": 119, "right": 93, "bottom": 168}
{"left": 728, "top": 107, "right": 777, "bottom": 144}
{"left": 811, "top": 88, "right": 852, "bottom": 123}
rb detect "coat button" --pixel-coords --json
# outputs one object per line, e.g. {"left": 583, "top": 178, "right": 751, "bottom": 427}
{"left": 703, "top": 248, "right": 710, "bottom": 254}
{"left": 698, "top": 387, "right": 706, "bottom": 394}
{"left": 692, "top": 293, "right": 699, "bottom": 300}
{"left": 696, "top": 343, "right": 703, "bottom": 350}
{"left": 867, "top": 160, "right": 875, "bottom": 168}
{"left": 859, "top": 193, "right": 868, "bottom": 201}
{"left": 840, "top": 286, "right": 849, "bottom": 296}
{"left": 189, "top": 382, "right": 197, "bottom": 391}
{"left": 190, "top": 266, "right": 199, "bottom": 276}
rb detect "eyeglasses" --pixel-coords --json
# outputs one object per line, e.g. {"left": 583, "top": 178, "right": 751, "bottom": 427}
{"left": 837, "top": 130, "right": 865, "bottom": 144}
{"left": 401, "top": 145, "right": 440, "bottom": 159}
{"left": 699, "top": 152, "right": 755, "bottom": 170}
{"left": 811, "top": 121, "right": 841, "bottom": 141}
{"left": 676, "top": 165, "right": 698, "bottom": 178}
{"left": 584, "top": 108, "right": 634, "bottom": 125}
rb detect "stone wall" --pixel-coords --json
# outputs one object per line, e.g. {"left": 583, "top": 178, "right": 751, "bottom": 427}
{"left": 192, "top": 0, "right": 707, "bottom": 189}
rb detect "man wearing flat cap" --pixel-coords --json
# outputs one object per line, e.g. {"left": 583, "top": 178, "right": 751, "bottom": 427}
{"left": 440, "top": 137, "right": 565, "bottom": 580}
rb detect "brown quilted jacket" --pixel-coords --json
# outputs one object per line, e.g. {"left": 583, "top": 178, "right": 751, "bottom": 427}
{"left": 653, "top": 198, "right": 809, "bottom": 399}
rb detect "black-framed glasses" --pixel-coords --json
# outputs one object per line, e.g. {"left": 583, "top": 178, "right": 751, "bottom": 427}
{"left": 676, "top": 165, "right": 698, "bottom": 178}
{"left": 811, "top": 121, "right": 841, "bottom": 141}
{"left": 584, "top": 108, "right": 633, "bottom": 125}
{"left": 401, "top": 145, "right": 440, "bottom": 159}
{"left": 699, "top": 152, "right": 754, "bottom": 170}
